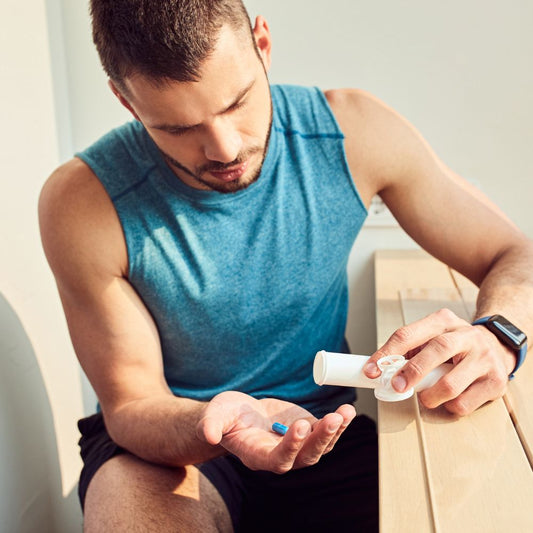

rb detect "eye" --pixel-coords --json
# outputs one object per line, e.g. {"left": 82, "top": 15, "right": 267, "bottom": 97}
{"left": 166, "top": 125, "right": 196, "bottom": 137}
{"left": 168, "top": 129, "right": 188, "bottom": 137}
{"left": 229, "top": 98, "right": 247, "bottom": 112}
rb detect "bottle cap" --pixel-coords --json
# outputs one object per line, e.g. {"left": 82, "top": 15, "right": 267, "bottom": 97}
{"left": 374, "top": 355, "right": 414, "bottom": 402}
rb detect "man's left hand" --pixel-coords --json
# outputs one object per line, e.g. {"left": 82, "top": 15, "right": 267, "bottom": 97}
{"left": 364, "top": 308, "right": 516, "bottom": 415}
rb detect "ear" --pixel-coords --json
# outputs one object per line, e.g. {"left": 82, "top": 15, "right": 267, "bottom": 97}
{"left": 252, "top": 16, "right": 272, "bottom": 71}
{"left": 108, "top": 80, "right": 140, "bottom": 120}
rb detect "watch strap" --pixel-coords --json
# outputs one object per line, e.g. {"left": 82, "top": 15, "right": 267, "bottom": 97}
{"left": 472, "top": 315, "right": 528, "bottom": 380}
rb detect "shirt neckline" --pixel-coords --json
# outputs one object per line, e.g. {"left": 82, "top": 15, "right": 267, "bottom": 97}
{"left": 140, "top": 108, "right": 281, "bottom": 207}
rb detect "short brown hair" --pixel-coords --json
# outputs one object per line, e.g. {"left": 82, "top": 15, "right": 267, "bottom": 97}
{"left": 90, "top": 0, "right": 254, "bottom": 92}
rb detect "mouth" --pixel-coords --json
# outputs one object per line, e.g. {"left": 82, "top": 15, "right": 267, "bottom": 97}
{"left": 207, "top": 160, "right": 249, "bottom": 182}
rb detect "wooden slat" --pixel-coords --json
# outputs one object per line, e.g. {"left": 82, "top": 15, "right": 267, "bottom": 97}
{"left": 399, "top": 287, "right": 471, "bottom": 322}
{"left": 448, "top": 268, "right": 478, "bottom": 320}
{"left": 377, "top": 396, "right": 434, "bottom": 532}
{"left": 504, "top": 353, "right": 533, "bottom": 467}
{"left": 374, "top": 250, "right": 434, "bottom": 532}
{"left": 418, "top": 403, "right": 533, "bottom": 532}
{"left": 401, "top": 294, "right": 533, "bottom": 532}
{"left": 374, "top": 249, "right": 455, "bottom": 303}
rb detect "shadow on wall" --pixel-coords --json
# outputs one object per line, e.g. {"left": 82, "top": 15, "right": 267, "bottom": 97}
{"left": 0, "top": 292, "right": 82, "bottom": 533}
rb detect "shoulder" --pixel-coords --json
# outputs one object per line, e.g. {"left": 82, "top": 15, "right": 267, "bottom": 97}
{"left": 324, "top": 88, "right": 376, "bottom": 114}
{"left": 324, "top": 88, "right": 440, "bottom": 203}
{"left": 324, "top": 88, "right": 420, "bottom": 152}
{"left": 40, "top": 157, "right": 108, "bottom": 211}
{"left": 324, "top": 88, "right": 393, "bottom": 126}
{"left": 39, "top": 158, "right": 128, "bottom": 286}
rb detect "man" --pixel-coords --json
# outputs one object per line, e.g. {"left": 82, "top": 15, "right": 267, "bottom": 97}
{"left": 39, "top": 1, "right": 532, "bottom": 532}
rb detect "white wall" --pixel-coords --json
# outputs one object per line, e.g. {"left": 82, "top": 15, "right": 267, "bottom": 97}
{"left": 50, "top": 0, "right": 532, "bottom": 420}
{"left": 0, "top": 1, "right": 84, "bottom": 531}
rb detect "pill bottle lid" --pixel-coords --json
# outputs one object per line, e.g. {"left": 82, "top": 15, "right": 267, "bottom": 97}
{"left": 374, "top": 355, "right": 414, "bottom": 402}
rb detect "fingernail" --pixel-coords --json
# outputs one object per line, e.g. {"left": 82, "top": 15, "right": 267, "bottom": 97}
{"left": 365, "top": 362, "right": 378, "bottom": 375}
{"left": 297, "top": 425, "right": 310, "bottom": 438}
{"left": 328, "top": 422, "right": 341, "bottom": 433}
{"left": 392, "top": 375, "right": 407, "bottom": 392}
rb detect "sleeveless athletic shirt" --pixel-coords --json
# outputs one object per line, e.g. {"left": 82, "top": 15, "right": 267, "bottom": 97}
{"left": 77, "top": 85, "right": 368, "bottom": 417}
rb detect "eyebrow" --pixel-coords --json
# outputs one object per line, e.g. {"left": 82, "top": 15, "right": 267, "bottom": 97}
{"left": 151, "top": 79, "right": 256, "bottom": 133}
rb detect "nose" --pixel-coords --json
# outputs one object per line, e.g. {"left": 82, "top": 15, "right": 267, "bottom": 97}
{"left": 203, "top": 118, "right": 243, "bottom": 163}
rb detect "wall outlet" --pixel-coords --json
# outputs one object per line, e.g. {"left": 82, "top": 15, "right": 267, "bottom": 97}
{"left": 365, "top": 195, "right": 399, "bottom": 228}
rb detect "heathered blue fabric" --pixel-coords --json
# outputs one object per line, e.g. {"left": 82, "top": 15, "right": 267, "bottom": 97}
{"left": 77, "top": 85, "right": 367, "bottom": 417}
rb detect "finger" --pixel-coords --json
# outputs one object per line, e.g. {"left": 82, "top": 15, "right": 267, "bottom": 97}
{"left": 418, "top": 347, "right": 507, "bottom": 411}
{"left": 391, "top": 328, "right": 474, "bottom": 393}
{"left": 293, "top": 412, "right": 344, "bottom": 468}
{"left": 336, "top": 403, "right": 357, "bottom": 422}
{"left": 196, "top": 414, "right": 225, "bottom": 445}
{"left": 417, "top": 353, "right": 485, "bottom": 409}
{"left": 311, "top": 403, "right": 355, "bottom": 432}
{"left": 364, "top": 308, "right": 467, "bottom": 378}
{"left": 269, "top": 420, "right": 312, "bottom": 473}
{"left": 441, "top": 375, "right": 508, "bottom": 416}
{"left": 324, "top": 404, "right": 356, "bottom": 454}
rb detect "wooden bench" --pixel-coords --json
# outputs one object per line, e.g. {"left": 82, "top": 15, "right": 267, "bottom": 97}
{"left": 374, "top": 249, "right": 533, "bottom": 532}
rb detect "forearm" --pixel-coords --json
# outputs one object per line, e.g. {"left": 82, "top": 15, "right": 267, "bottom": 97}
{"left": 475, "top": 239, "right": 533, "bottom": 339}
{"left": 103, "top": 395, "right": 225, "bottom": 467}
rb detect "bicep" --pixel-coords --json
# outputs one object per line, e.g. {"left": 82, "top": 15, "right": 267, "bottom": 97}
{"left": 39, "top": 160, "right": 171, "bottom": 417}
{"left": 379, "top": 134, "right": 524, "bottom": 285}
{"left": 330, "top": 89, "right": 525, "bottom": 285}
{"left": 58, "top": 272, "right": 171, "bottom": 415}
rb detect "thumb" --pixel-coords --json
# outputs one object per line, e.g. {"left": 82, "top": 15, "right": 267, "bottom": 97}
{"left": 196, "top": 414, "right": 225, "bottom": 445}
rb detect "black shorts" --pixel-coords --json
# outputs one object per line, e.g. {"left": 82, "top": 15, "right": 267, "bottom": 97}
{"left": 78, "top": 412, "right": 378, "bottom": 532}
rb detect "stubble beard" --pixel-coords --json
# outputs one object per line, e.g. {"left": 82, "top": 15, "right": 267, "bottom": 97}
{"left": 162, "top": 107, "right": 273, "bottom": 194}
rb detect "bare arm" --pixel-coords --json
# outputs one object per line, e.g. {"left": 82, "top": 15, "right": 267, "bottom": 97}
{"left": 327, "top": 89, "right": 533, "bottom": 414}
{"left": 39, "top": 159, "right": 220, "bottom": 465}
{"left": 39, "top": 159, "right": 354, "bottom": 468}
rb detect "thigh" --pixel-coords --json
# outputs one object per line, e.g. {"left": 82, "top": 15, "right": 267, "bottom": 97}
{"left": 84, "top": 453, "right": 233, "bottom": 533}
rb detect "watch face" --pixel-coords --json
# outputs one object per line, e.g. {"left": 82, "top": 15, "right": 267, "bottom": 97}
{"left": 491, "top": 315, "right": 527, "bottom": 348}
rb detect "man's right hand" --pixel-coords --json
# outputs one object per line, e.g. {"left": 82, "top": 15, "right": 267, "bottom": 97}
{"left": 196, "top": 391, "right": 356, "bottom": 473}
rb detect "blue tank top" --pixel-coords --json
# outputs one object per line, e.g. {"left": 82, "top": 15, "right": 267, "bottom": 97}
{"left": 77, "top": 85, "right": 367, "bottom": 417}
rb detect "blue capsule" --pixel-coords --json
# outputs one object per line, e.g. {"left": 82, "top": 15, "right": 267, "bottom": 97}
{"left": 272, "top": 422, "right": 288, "bottom": 436}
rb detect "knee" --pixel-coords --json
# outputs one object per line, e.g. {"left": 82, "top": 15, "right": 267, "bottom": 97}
{"left": 83, "top": 455, "right": 231, "bottom": 532}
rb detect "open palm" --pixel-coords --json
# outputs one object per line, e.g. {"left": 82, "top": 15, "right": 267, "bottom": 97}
{"left": 197, "top": 391, "right": 355, "bottom": 473}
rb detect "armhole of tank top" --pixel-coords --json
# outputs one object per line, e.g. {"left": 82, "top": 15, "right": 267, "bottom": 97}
{"left": 74, "top": 152, "right": 135, "bottom": 281}
{"left": 314, "top": 87, "right": 368, "bottom": 217}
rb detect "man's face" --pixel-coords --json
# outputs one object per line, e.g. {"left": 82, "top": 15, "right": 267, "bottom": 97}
{"left": 118, "top": 21, "right": 273, "bottom": 194}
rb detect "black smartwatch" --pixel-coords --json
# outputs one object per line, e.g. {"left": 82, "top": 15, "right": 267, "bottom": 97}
{"left": 472, "top": 314, "right": 528, "bottom": 380}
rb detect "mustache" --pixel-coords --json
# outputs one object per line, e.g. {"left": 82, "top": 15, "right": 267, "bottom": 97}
{"left": 198, "top": 147, "right": 262, "bottom": 173}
